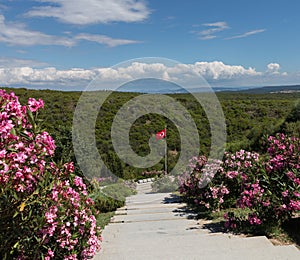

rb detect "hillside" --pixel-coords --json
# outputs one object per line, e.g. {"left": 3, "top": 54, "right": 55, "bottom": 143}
{"left": 2, "top": 87, "right": 300, "bottom": 179}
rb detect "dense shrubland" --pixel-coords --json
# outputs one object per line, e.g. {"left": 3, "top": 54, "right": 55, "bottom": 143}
{"left": 4, "top": 87, "right": 298, "bottom": 180}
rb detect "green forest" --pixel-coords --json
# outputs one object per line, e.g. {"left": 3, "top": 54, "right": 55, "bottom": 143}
{"left": 4, "top": 87, "right": 300, "bottom": 180}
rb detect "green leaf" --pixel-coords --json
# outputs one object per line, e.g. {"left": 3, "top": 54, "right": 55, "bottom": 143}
{"left": 20, "top": 131, "right": 30, "bottom": 140}
{"left": 10, "top": 127, "right": 16, "bottom": 136}
{"left": 13, "top": 210, "right": 19, "bottom": 218}
{"left": 28, "top": 209, "right": 32, "bottom": 218}
{"left": 12, "top": 241, "right": 19, "bottom": 249}
{"left": 12, "top": 192, "right": 18, "bottom": 200}
{"left": 27, "top": 108, "right": 35, "bottom": 125}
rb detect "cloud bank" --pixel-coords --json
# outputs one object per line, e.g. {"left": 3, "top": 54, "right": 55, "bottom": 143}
{"left": 0, "top": 59, "right": 294, "bottom": 91}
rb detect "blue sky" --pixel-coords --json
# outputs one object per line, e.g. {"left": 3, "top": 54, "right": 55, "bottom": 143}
{"left": 1, "top": 0, "right": 300, "bottom": 90}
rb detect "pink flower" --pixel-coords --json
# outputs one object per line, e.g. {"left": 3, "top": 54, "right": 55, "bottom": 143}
{"left": 282, "top": 190, "right": 289, "bottom": 197}
{"left": 262, "top": 201, "right": 270, "bottom": 207}
{"left": 289, "top": 200, "right": 300, "bottom": 211}
{"left": 244, "top": 161, "right": 252, "bottom": 168}
{"left": 286, "top": 171, "right": 295, "bottom": 180}
{"left": 28, "top": 98, "right": 44, "bottom": 112}
{"left": 293, "top": 192, "right": 300, "bottom": 198}
{"left": 220, "top": 186, "right": 229, "bottom": 195}
{"left": 64, "top": 162, "right": 74, "bottom": 173}
{"left": 226, "top": 171, "right": 239, "bottom": 179}
{"left": 280, "top": 204, "right": 287, "bottom": 211}
{"left": 248, "top": 214, "right": 262, "bottom": 225}
{"left": 45, "top": 206, "right": 58, "bottom": 224}
{"left": 63, "top": 254, "right": 77, "bottom": 260}
{"left": 51, "top": 189, "right": 59, "bottom": 202}
{"left": 294, "top": 178, "right": 300, "bottom": 185}
{"left": 13, "top": 152, "right": 28, "bottom": 163}
{"left": 36, "top": 132, "right": 56, "bottom": 156}
{"left": 47, "top": 249, "right": 54, "bottom": 258}
{"left": 210, "top": 186, "right": 219, "bottom": 199}
{"left": 74, "top": 176, "right": 86, "bottom": 189}
{"left": 0, "top": 149, "right": 7, "bottom": 158}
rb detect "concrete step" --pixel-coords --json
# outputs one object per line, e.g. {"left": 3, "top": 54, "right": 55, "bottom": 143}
{"left": 97, "top": 247, "right": 300, "bottom": 260}
{"left": 98, "top": 234, "right": 295, "bottom": 260}
{"left": 115, "top": 206, "right": 188, "bottom": 215}
{"left": 94, "top": 183, "right": 300, "bottom": 260}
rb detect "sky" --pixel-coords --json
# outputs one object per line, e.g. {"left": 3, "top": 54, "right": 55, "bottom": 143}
{"left": 1, "top": 0, "right": 300, "bottom": 91}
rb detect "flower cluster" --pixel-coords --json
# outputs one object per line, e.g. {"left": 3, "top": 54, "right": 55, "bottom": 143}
{"left": 27, "top": 97, "right": 44, "bottom": 112}
{"left": 178, "top": 156, "right": 207, "bottom": 197}
{"left": 237, "top": 181, "right": 265, "bottom": 209}
{"left": 41, "top": 166, "right": 100, "bottom": 259}
{"left": 0, "top": 91, "right": 54, "bottom": 194}
{"left": 223, "top": 135, "right": 300, "bottom": 227}
{"left": 178, "top": 156, "right": 225, "bottom": 211}
{"left": 0, "top": 89, "right": 101, "bottom": 259}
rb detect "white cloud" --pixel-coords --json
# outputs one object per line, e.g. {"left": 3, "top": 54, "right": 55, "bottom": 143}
{"left": 202, "top": 22, "right": 229, "bottom": 32}
{"left": 226, "top": 29, "right": 266, "bottom": 40}
{"left": 191, "top": 61, "right": 261, "bottom": 80}
{"left": 200, "top": 35, "right": 217, "bottom": 40}
{"left": 195, "top": 23, "right": 265, "bottom": 41}
{"left": 26, "top": 0, "right": 150, "bottom": 25}
{"left": 75, "top": 33, "right": 141, "bottom": 47}
{"left": 0, "top": 15, "right": 76, "bottom": 47}
{"left": 198, "top": 21, "right": 229, "bottom": 40}
{"left": 267, "top": 63, "right": 281, "bottom": 74}
{"left": 0, "top": 15, "right": 140, "bottom": 47}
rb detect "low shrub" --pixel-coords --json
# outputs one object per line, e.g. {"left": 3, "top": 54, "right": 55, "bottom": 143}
{"left": 90, "top": 181, "right": 137, "bottom": 213}
{"left": 151, "top": 175, "right": 178, "bottom": 193}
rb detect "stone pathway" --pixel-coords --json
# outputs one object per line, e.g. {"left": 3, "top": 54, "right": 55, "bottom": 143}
{"left": 94, "top": 182, "right": 300, "bottom": 260}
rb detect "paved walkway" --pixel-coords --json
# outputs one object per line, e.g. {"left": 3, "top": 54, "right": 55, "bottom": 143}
{"left": 94, "top": 182, "right": 300, "bottom": 260}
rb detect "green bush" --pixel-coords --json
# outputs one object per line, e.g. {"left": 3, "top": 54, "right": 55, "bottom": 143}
{"left": 90, "top": 182, "right": 137, "bottom": 213}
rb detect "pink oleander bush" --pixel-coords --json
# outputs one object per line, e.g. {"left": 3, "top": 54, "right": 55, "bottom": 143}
{"left": 0, "top": 89, "right": 101, "bottom": 259}
{"left": 178, "top": 156, "right": 226, "bottom": 211}
{"left": 179, "top": 133, "right": 300, "bottom": 231}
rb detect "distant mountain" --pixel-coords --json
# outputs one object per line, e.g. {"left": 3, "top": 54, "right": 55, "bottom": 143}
{"left": 117, "top": 79, "right": 300, "bottom": 95}
{"left": 212, "top": 86, "right": 256, "bottom": 92}
{"left": 118, "top": 78, "right": 186, "bottom": 94}
{"left": 229, "top": 85, "right": 300, "bottom": 94}
{"left": 118, "top": 78, "right": 254, "bottom": 94}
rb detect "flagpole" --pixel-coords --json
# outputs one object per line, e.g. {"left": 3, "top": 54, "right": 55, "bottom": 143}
{"left": 165, "top": 125, "right": 167, "bottom": 174}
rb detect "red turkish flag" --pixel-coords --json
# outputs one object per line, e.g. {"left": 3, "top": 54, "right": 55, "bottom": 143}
{"left": 156, "top": 128, "right": 166, "bottom": 140}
